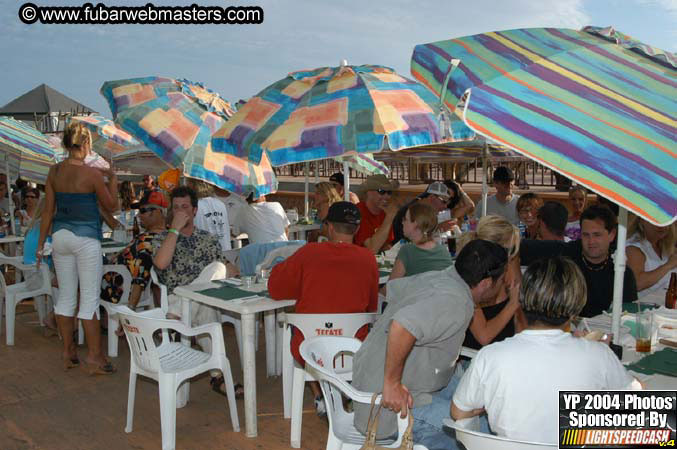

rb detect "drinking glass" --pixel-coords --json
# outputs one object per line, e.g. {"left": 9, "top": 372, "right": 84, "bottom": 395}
{"left": 635, "top": 310, "right": 655, "bottom": 353}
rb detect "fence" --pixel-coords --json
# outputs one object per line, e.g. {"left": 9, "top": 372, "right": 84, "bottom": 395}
{"left": 273, "top": 158, "right": 568, "bottom": 188}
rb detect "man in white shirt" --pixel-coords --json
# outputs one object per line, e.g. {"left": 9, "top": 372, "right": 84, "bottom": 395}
{"left": 475, "top": 166, "right": 520, "bottom": 225}
{"left": 233, "top": 194, "right": 290, "bottom": 244}
{"left": 451, "top": 256, "right": 640, "bottom": 444}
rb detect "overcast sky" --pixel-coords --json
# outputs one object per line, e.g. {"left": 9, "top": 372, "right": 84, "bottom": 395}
{"left": 2, "top": 0, "right": 675, "bottom": 116}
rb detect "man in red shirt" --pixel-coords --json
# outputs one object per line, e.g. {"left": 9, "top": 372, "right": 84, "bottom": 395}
{"left": 268, "top": 201, "right": 379, "bottom": 415}
{"left": 354, "top": 174, "right": 400, "bottom": 254}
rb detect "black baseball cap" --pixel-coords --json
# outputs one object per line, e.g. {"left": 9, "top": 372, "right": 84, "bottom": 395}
{"left": 329, "top": 172, "right": 344, "bottom": 186}
{"left": 325, "top": 201, "right": 361, "bottom": 225}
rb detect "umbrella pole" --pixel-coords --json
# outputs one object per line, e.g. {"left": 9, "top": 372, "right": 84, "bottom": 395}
{"left": 343, "top": 161, "right": 350, "bottom": 202}
{"left": 481, "top": 141, "right": 488, "bottom": 217}
{"left": 314, "top": 161, "right": 319, "bottom": 185}
{"left": 6, "top": 157, "right": 15, "bottom": 235}
{"left": 304, "top": 162, "right": 309, "bottom": 220}
{"left": 611, "top": 207, "right": 628, "bottom": 345}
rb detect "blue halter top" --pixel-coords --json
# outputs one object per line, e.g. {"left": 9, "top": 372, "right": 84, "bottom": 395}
{"left": 52, "top": 192, "right": 102, "bottom": 241}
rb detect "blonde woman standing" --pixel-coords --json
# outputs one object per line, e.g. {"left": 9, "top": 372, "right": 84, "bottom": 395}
{"left": 456, "top": 215, "right": 525, "bottom": 347}
{"left": 388, "top": 202, "right": 452, "bottom": 281}
{"left": 38, "top": 122, "right": 119, "bottom": 374}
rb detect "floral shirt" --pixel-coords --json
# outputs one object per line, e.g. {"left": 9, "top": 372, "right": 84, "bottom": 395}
{"left": 151, "top": 228, "right": 225, "bottom": 293}
{"left": 101, "top": 231, "right": 160, "bottom": 304}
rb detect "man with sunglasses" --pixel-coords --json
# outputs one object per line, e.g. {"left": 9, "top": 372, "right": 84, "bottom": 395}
{"left": 269, "top": 201, "right": 379, "bottom": 415}
{"left": 354, "top": 174, "right": 400, "bottom": 254}
{"left": 101, "top": 190, "right": 167, "bottom": 310}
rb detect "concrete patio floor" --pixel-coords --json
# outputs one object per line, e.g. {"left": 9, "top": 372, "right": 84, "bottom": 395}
{"left": 1, "top": 303, "right": 328, "bottom": 450}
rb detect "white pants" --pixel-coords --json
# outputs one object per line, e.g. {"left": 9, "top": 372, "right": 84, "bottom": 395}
{"left": 167, "top": 261, "right": 226, "bottom": 357}
{"left": 52, "top": 229, "right": 103, "bottom": 320}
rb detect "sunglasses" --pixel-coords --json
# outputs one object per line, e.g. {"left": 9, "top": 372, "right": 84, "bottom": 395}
{"left": 139, "top": 206, "right": 160, "bottom": 214}
{"left": 25, "top": 195, "right": 37, "bottom": 199}
{"left": 376, "top": 189, "right": 393, "bottom": 196}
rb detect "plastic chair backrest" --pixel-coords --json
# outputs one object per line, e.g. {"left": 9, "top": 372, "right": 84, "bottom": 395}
{"left": 101, "top": 265, "right": 132, "bottom": 305}
{"left": 150, "top": 267, "right": 168, "bottom": 312}
{"left": 113, "top": 304, "right": 177, "bottom": 374}
{"left": 257, "top": 244, "right": 304, "bottom": 271}
{"left": 223, "top": 248, "right": 240, "bottom": 265}
{"left": 443, "top": 418, "right": 556, "bottom": 449}
{"left": 285, "top": 312, "right": 378, "bottom": 344}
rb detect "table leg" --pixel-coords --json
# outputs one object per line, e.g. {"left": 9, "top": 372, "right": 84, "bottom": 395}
{"left": 241, "top": 312, "right": 258, "bottom": 437}
{"left": 264, "top": 310, "right": 276, "bottom": 376}
{"left": 176, "top": 297, "right": 191, "bottom": 409}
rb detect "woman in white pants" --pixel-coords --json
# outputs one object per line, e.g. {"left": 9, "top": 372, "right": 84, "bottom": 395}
{"left": 38, "top": 122, "right": 119, "bottom": 374}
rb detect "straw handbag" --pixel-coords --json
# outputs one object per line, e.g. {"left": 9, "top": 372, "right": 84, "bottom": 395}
{"left": 360, "top": 393, "right": 414, "bottom": 450}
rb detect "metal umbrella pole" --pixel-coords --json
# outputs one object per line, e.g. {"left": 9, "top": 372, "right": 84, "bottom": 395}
{"left": 303, "top": 161, "right": 309, "bottom": 219}
{"left": 343, "top": 161, "right": 350, "bottom": 202}
{"left": 480, "top": 141, "right": 488, "bottom": 217}
{"left": 611, "top": 207, "right": 628, "bottom": 345}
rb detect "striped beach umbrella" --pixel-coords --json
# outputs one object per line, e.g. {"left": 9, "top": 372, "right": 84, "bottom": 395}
{"left": 100, "top": 76, "right": 277, "bottom": 197}
{"left": 0, "top": 116, "right": 56, "bottom": 183}
{"left": 411, "top": 26, "right": 676, "bottom": 226}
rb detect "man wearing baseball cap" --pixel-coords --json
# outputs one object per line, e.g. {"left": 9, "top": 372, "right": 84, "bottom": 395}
{"left": 354, "top": 174, "right": 400, "bottom": 253}
{"left": 329, "top": 172, "right": 360, "bottom": 204}
{"left": 391, "top": 181, "right": 453, "bottom": 244}
{"left": 475, "top": 166, "right": 520, "bottom": 225}
{"left": 102, "top": 189, "right": 168, "bottom": 311}
{"left": 269, "top": 201, "right": 379, "bottom": 415}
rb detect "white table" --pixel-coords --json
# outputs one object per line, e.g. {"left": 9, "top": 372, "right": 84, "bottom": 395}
{"left": 0, "top": 236, "right": 25, "bottom": 244}
{"left": 174, "top": 281, "right": 295, "bottom": 438}
{"left": 587, "top": 311, "right": 676, "bottom": 390}
{"left": 288, "top": 223, "right": 320, "bottom": 241}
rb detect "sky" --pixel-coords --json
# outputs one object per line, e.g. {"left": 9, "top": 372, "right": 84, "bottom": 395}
{"left": 1, "top": 0, "right": 675, "bottom": 116}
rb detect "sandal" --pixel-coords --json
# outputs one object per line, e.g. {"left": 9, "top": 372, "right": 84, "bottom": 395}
{"left": 210, "top": 377, "right": 244, "bottom": 399}
{"left": 63, "top": 356, "right": 80, "bottom": 371}
{"left": 83, "top": 360, "right": 117, "bottom": 376}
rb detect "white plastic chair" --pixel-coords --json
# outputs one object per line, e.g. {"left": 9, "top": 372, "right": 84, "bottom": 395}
{"left": 100, "top": 264, "right": 155, "bottom": 357}
{"left": 150, "top": 267, "right": 169, "bottom": 313}
{"left": 281, "top": 313, "right": 379, "bottom": 448}
{"left": 254, "top": 243, "right": 304, "bottom": 275}
{"left": 0, "top": 256, "right": 54, "bottom": 345}
{"left": 112, "top": 304, "right": 240, "bottom": 450}
{"left": 443, "top": 418, "right": 556, "bottom": 449}
{"left": 300, "top": 336, "right": 428, "bottom": 450}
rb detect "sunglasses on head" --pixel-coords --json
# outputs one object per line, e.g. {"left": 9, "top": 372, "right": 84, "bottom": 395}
{"left": 376, "top": 189, "right": 393, "bottom": 196}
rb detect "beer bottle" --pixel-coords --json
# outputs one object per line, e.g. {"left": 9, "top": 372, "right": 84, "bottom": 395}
{"left": 666, "top": 272, "right": 677, "bottom": 309}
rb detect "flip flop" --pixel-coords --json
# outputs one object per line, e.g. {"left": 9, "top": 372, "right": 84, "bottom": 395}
{"left": 84, "top": 361, "right": 117, "bottom": 376}
{"left": 210, "top": 377, "right": 244, "bottom": 399}
{"left": 63, "top": 357, "right": 80, "bottom": 371}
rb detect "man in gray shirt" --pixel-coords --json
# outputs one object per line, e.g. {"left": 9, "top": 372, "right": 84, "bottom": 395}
{"left": 475, "top": 166, "right": 520, "bottom": 225}
{"left": 352, "top": 239, "right": 509, "bottom": 450}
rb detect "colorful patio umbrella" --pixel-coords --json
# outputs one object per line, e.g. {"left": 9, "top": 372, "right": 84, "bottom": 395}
{"left": 411, "top": 26, "right": 676, "bottom": 226}
{"left": 68, "top": 115, "right": 142, "bottom": 159}
{"left": 411, "top": 25, "right": 677, "bottom": 346}
{"left": 100, "top": 76, "right": 277, "bottom": 197}
{"left": 374, "top": 139, "right": 524, "bottom": 162}
{"left": 211, "top": 64, "right": 444, "bottom": 166}
{"left": 47, "top": 134, "right": 111, "bottom": 170}
{"left": 0, "top": 116, "right": 56, "bottom": 184}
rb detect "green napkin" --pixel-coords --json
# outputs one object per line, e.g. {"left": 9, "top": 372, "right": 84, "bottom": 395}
{"left": 626, "top": 348, "right": 677, "bottom": 376}
{"left": 197, "top": 285, "right": 260, "bottom": 301}
{"left": 606, "top": 302, "right": 656, "bottom": 314}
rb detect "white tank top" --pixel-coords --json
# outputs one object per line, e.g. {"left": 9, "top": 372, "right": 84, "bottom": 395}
{"left": 626, "top": 234, "right": 671, "bottom": 294}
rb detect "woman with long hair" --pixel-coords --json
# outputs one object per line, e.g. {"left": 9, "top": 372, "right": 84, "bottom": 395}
{"left": 38, "top": 121, "right": 119, "bottom": 374}
{"left": 309, "top": 182, "right": 342, "bottom": 242}
{"left": 456, "top": 215, "right": 525, "bottom": 348}
{"left": 388, "top": 202, "right": 452, "bottom": 281}
{"left": 626, "top": 217, "right": 677, "bottom": 294}
{"left": 516, "top": 193, "right": 543, "bottom": 239}
{"left": 119, "top": 180, "right": 137, "bottom": 212}
{"left": 565, "top": 185, "right": 587, "bottom": 241}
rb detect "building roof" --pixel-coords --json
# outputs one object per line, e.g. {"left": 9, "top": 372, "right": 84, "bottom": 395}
{"left": 0, "top": 84, "right": 96, "bottom": 120}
